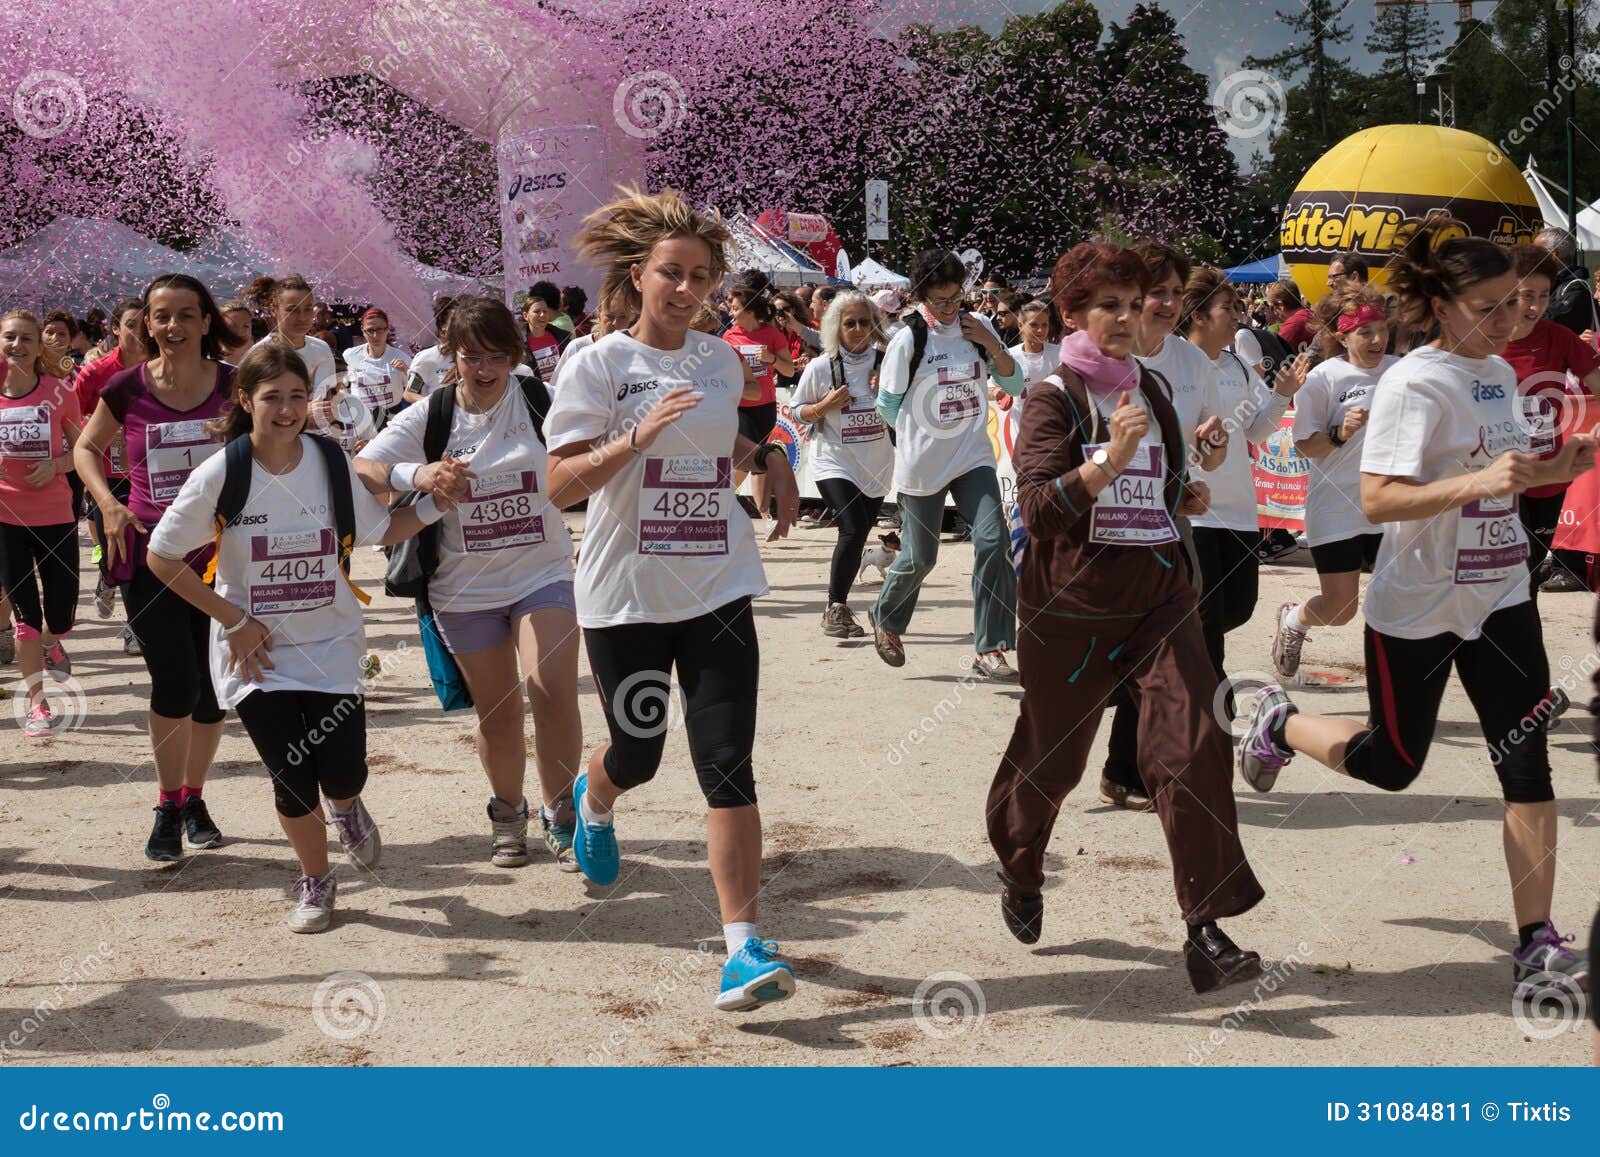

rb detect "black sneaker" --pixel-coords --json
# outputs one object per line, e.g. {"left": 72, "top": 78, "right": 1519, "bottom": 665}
{"left": 180, "top": 797, "right": 223, "bottom": 849}
{"left": 146, "top": 803, "right": 184, "bottom": 862}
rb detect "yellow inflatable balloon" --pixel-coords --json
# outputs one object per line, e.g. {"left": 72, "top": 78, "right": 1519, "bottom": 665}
{"left": 1280, "top": 125, "right": 1542, "bottom": 303}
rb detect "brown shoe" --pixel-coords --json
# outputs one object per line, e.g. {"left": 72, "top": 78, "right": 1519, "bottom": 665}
{"left": 1099, "top": 775, "right": 1156, "bottom": 812}
{"left": 998, "top": 870, "right": 1043, "bottom": 944}
{"left": 867, "top": 607, "right": 904, "bottom": 667}
{"left": 822, "top": 602, "right": 864, "bottom": 639}
{"left": 973, "top": 651, "right": 1019, "bottom": 682}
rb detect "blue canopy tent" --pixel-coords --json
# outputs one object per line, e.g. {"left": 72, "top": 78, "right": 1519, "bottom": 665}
{"left": 1224, "top": 254, "right": 1287, "bottom": 283}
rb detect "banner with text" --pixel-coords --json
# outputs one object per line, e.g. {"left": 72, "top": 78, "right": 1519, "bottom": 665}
{"left": 496, "top": 125, "right": 605, "bottom": 310}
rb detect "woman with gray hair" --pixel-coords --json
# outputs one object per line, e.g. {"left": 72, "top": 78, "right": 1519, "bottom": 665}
{"left": 790, "top": 291, "right": 894, "bottom": 638}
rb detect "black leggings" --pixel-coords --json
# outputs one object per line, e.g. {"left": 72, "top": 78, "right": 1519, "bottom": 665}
{"left": 122, "top": 563, "right": 225, "bottom": 723}
{"left": 236, "top": 690, "right": 368, "bottom": 818}
{"left": 814, "top": 477, "right": 885, "bottom": 605}
{"left": 1104, "top": 525, "right": 1260, "bottom": 790}
{"left": 584, "top": 597, "right": 759, "bottom": 808}
{"left": 1345, "top": 601, "right": 1553, "bottom": 803}
{"left": 0, "top": 522, "right": 79, "bottom": 635}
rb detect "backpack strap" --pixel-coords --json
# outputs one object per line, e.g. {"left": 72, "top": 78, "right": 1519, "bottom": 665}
{"left": 830, "top": 352, "right": 843, "bottom": 391}
{"left": 517, "top": 365, "right": 552, "bottom": 447}
{"left": 906, "top": 310, "right": 929, "bottom": 385}
{"left": 308, "top": 432, "right": 370, "bottom": 606}
{"left": 202, "top": 436, "right": 256, "bottom": 585}
{"left": 423, "top": 384, "right": 454, "bottom": 464}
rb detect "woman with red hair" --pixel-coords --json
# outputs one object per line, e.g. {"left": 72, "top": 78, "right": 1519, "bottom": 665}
{"left": 986, "top": 242, "right": 1266, "bottom": 994}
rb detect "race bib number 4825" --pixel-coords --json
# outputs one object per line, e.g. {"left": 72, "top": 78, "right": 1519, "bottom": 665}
{"left": 638, "top": 455, "right": 730, "bottom": 556}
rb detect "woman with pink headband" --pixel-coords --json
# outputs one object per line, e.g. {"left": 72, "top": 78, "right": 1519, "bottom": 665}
{"left": 1270, "top": 285, "right": 1397, "bottom": 678}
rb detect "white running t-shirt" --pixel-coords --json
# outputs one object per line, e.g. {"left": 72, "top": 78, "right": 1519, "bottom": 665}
{"left": 1291, "top": 356, "right": 1395, "bottom": 547}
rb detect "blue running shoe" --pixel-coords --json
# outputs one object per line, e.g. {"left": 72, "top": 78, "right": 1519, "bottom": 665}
{"left": 715, "top": 938, "right": 797, "bottom": 1012}
{"left": 571, "top": 772, "right": 619, "bottom": 885}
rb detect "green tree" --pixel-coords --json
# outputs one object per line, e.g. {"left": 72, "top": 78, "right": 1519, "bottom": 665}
{"left": 1245, "top": 0, "right": 1357, "bottom": 146}
{"left": 1363, "top": 0, "right": 1442, "bottom": 123}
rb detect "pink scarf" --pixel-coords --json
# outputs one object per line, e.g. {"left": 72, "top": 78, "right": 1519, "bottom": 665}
{"left": 1060, "top": 330, "right": 1138, "bottom": 395}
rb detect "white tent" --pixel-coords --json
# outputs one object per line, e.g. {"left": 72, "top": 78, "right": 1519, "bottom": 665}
{"left": 849, "top": 256, "right": 909, "bottom": 291}
{"left": 1522, "top": 158, "right": 1600, "bottom": 255}
{"left": 0, "top": 216, "right": 221, "bottom": 314}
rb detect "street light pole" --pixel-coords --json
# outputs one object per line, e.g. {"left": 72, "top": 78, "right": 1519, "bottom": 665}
{"left": 1565, "top": 0, "right": 1577, "bottom": 238}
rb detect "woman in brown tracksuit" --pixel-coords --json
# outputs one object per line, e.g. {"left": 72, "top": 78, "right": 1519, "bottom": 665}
{"left": 986, "top": 241, "right": 1266, "bottom": 994}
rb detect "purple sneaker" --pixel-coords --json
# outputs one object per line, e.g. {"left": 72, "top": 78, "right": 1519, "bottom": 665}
{"left": 1237, "top": 684, "right": 1295, "bottom": 793}
{"left": 288, "top": 871, "right": 337, "bottom": 933}
{"left": 1512, "top": 924, "right": 1590, "bottom": 999}
{"left": 329, "top": 796, "right": 381, "bottom": 869}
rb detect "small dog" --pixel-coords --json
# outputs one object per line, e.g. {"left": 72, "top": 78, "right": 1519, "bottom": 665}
{"left": 857, "top": 531, "right": 901, "bottom": 585}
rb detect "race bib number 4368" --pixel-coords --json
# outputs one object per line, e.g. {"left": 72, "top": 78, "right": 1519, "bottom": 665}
{"left": 461, "top": 470, "right": 545, "bottom": 553}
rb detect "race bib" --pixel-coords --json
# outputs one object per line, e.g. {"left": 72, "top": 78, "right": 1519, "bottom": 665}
{"left": 108, "top": 432, "right": 127, "bottom": 474}
{"left": 146, "top": 419, "right": 223, "bottom": 502}
{"left": 532, "top": 346, "right": 560, "bottom": 381}
{"left": 352, "top": 371, "right": 392, "bottom": 408}
{"left": 0, "top": 405, "right": 51, "bottom": 460}
{"left": 736, "top": 344, "right": 765, "bottom": 372}
{"left": 936, "top": 362, "right": 983, "bottom": 427}
{"left": 840, "top": 397, "right": 886, "bottom": 444}
{"left": 1086, "top": 442, "right": 1178, "bottom": 546}
{"left": 249, "top": 529, "right": 337, "bottom": 615}
{"left": 1520, "top": 394, "right": 1557, "bottom": 457}
{"left": 638, "top": 455, "right": 730, "bottom": 556}
{"left": 1454, "top": 491, "right": 1526, "bottom": 585}
{"left": 461, "top": 470, "right": 545, "bottom": 553}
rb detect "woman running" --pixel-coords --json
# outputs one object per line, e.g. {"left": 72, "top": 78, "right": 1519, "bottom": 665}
{"left": 545, "top": 187, "right": 802, "bottom": 1012}
{"left": 75, "top": 274, "right": 234, "bottom": 862}
{"left": 789, "top": 291, "right": 894, "bottom": 638}
{"left": 987, "top": 241, "right": 1264, "bottom": 993}
{"left": 0, "top": 310, "right": 83, "bottom": 737}
{"left": 522, "top": 282, "right": 568, "bottom": 385}
{"left": 1181, "top": 268, "right": 1298, "bottom": 698}
{"left": 357, "top": 297, "right": 583, "bottom": 871}
{"left": 248, "top": 276, "right": 336, "bottom": 391}
{"left": 1237, "top": 222, "right": 1593, "bottom": 1002}
{"left": 869, "top": 248, "right": 1023, "bottom": 680}
{"left": 1271, "top": 285, "right": 1397, "bottom": 678}
{"left": 550, "top": 278, "right": 632, "bottom": 393}
{"left": 73, "top": 298, "right": 145, "bottom": 645}
{"left": 722, "top": 272, "right": 795, "bottom": 524}
{"left": 216, "top": 299, "right": 256, "bottom": 365}
{"left": 1502, "top": 244, "right": 1600, "bottom": 605}
{"left": 341, "top": 308, "right": 411, "bottom": 432}
{"left": 1099, "top": 245, "right": 1229, "bottom": 810}
{"left": 405, "top": 297, "right": 457, "bottom": 402}
{"left": 147, "top": 345, "right": 440, "bottom": 931}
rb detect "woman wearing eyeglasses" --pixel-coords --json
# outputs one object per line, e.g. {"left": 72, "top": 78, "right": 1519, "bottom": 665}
{"left": 341, "top": 308, "right": 411, "bottom": 433}
{"left": 355, "top": 297, "right": 583, "bottom": 874}
{"left": 790, "top": 291, "right": 894, "bottom": 638}
{"left": 870, "top": 248, "right": 1023, "bottom": 680}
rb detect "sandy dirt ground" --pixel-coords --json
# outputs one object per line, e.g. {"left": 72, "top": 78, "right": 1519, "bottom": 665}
{"left": 2, "top": 515, "right": 1596, "bottom": 1067}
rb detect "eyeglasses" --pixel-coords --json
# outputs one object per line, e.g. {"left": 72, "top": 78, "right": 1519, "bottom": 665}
{"left": 925, "top": 293, "right": 963, "bottom": 309}
{"left": 458, "top": 354, "right": 511, "bottom": 369}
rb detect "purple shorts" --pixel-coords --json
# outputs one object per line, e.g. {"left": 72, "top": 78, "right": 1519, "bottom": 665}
{"left": 432, "top": 580, "right": 576, "bottom": 655}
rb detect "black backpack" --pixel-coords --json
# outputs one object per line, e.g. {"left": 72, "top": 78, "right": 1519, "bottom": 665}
{"left": 384, "top": 370, "right": 552, "bottom": 602}
{"left": 203, "top": 432, "right": 368, "bottom": 606}
{"left": 1242, "top": 325, "right": 1293, "bottom": 387}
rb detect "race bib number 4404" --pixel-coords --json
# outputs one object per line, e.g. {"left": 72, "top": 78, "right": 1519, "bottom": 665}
{"left": 249, "top": 529, "right": 337, "bottom": 615}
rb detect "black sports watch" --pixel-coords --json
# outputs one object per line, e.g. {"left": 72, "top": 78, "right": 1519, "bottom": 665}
{"left": 1327, "top": 424, "right": 1346, "bottom": 448}
{"left": 751, "top": 442, "right": 782, "bottom": 474}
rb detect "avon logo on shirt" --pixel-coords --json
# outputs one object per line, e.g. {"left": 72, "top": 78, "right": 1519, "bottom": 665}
{"left": 1469, "top": 419, "right": 1526, "bottom": 460}
{"left": 657, "top": 455, "right": 725, "bottom": 485}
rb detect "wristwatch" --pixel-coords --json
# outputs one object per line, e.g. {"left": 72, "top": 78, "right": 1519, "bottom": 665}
{"left": 751, "top": 442, "right": 781, "bottom": 475}
{"left": 1090, "top": 448, "right": 1119, "bottom": 481}
{"left": 1327, "top": 424, "right": 1346, "bottom": 448}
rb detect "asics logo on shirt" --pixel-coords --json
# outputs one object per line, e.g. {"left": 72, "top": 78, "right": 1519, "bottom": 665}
{"left": 1471, "top": 381, "right": 1506, "bottom": 402}
{"left": 1337, "top": 386, "right": 1371, "bottom": 405}
{"left": 617, "top": 379, "right": 658, "bottom": 400}
{"left": 235, "top": 514, "right": 269, "bottom": 527}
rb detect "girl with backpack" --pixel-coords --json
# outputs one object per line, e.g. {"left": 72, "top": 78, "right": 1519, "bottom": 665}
{"left": 356, "top": 297, "right": 583, "bottom": 874}
{"left": 869, "top": 249, "right": 1023, "bottom": 680}
{"left": 147, "top": 344, "right": 441, "bottom": 932}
